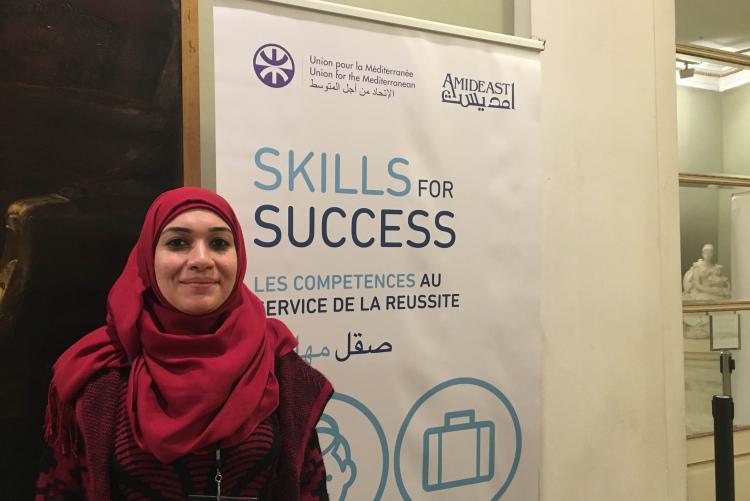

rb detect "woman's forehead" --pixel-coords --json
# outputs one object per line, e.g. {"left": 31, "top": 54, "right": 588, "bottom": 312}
{"left": 163, "top": 208, "right": 231, "bottom": 230}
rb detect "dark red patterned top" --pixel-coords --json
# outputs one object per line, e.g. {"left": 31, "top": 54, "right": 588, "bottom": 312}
{"left": 35, "top": 352, "right": 332, "bottom": 501}
{"left": 110, "top": 376, "right": 279, "bottom": 500}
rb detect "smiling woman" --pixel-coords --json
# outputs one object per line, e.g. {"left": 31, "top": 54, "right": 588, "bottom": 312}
{"left": 155, "top": 210, "right": 239, "bottom": 315}
{"left": 35, "top": 188, "right": 333, "bottom": 500}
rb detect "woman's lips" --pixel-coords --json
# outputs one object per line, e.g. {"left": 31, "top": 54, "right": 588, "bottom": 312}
{"left": 179, "top": 279, "right": 218, "bottom": 289}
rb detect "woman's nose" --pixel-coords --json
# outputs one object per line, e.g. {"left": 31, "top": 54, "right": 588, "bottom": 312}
{"left": 187, "top": 241, "right": 212, "bottom": 269}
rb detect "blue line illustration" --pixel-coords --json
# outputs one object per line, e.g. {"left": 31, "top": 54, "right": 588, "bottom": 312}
{"left": 318, "top": 413, "right": 357, "bottom": 500}
{"left": 394, "top": 377, "right": 522, "bottom": 500}
{"left": 422, "top": 409, "right": 496, "bottom": 491}
{"left": 318, "top": 392, "right": 389, "bottom": 500}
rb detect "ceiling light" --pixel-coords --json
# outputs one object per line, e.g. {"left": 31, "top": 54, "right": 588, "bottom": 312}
{"left": 679, "top": 62, "right": 696, "bottom": 79}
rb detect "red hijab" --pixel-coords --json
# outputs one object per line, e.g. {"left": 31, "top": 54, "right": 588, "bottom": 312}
{"left": 46, "top": 187, "right": 296, "bottom": 463}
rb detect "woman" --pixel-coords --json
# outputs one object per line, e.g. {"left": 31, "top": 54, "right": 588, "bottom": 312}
{"left": 36, "top": 187, "right": 332, "bottom": 500}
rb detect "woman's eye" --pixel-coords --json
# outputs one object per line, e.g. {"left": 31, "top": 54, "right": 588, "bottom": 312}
{"left": 165, "top": 238, "right": 188, "bottom": 249}
{"left": 210, "top": 238, "right": 231, "bottom": 251}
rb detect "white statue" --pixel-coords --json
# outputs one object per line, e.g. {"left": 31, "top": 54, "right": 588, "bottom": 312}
{"left": 682, "top": 243, "right": 731, "bottom": 302}
{"left": 682, "top": 243, "right": 731, "bottom": 339}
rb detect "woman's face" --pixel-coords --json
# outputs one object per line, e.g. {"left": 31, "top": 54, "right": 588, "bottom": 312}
{"left": 154, "top": 209, "right": 238, "bottom": 314}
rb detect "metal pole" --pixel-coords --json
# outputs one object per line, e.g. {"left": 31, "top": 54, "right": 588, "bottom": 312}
{"left": 713, "top": 395, "right": 735, "bottom": 501}
{"left": 721, "top": 352, "right": 734, "bottom": 397}
{"left": 713, "top": 351, "right": 736, "bottom": 501}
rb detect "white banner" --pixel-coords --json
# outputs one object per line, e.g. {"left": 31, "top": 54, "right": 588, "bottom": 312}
{"left": 213, "top": 1, "right": 540, "bottom": 499}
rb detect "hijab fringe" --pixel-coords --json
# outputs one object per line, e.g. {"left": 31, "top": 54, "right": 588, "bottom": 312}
{"left": 43, "top": 384, "right": 78, "bottom": 457}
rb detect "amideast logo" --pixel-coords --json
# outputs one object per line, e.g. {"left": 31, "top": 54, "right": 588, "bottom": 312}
{"left": 440, "top": 73, "right": 515, "bottom": 111}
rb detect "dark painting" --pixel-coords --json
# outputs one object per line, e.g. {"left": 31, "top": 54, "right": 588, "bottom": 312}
{"left": 0, "top": 1, "right": 183, "bottom": 498}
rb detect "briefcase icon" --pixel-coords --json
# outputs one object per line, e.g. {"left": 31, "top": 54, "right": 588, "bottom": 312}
{"left": 422, "top": 409, "right": 495, "bottom": 491}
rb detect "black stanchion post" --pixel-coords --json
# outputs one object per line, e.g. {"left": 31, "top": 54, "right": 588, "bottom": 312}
{"left": 713, "top": 395, "right": 734, "bottom": 501}
{"left": 713, "top": 351, "right": 735, "bottom": 501}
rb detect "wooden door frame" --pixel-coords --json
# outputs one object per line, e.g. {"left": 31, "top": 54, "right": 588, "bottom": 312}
{"left": 181, "top": 0, "right": 201, "bottom": 186}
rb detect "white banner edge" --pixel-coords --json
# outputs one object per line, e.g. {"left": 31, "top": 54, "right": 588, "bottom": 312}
{"left": 215, "top": 0, "right": 546, "bottom": 52}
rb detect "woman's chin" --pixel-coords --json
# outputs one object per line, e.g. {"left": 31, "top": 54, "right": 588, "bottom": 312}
{"left": 174, "top": 298, "right": 222, "bottom": 315}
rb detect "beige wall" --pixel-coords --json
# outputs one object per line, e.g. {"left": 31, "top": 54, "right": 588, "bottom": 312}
{"left": 327, "top": 0, "right": 514, "bottom": 34}
{"left": 677, "top": 87, "right": 722, "bottom": 275}
{"left": 532, "top": 0, "right": 685, "bottom": 499}
{"left": 719, "top": 84, "right": 750, "bottom": 283}
{"left": 722, "top": 82, "right": 750, "bottom": 175}
{"left": 677, "top": 86, "right": 724, "bottom": 175}
{"left": 681, "top": 189, "right": 720, "bottom": 275}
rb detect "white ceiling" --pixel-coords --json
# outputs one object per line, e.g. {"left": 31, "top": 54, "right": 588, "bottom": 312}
{"left": 676, "top": 0, "right": 750, "bottom": 49}
{"left": 675, "top": 0, "right": 750, "bottom": 90}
